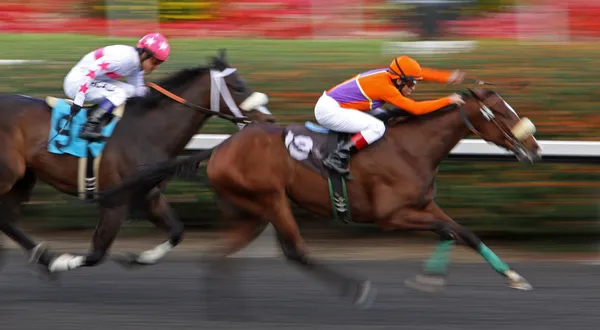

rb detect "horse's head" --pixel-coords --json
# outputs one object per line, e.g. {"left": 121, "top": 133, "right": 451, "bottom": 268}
{"left": 208, "top": 49, "right": 277, "bottom": 127}
{"left": 461, "top": 88, "right": 541, "bottom": 163}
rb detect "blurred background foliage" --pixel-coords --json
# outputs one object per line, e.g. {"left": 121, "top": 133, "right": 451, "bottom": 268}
{"left": 0, "top": 0, "right": 598, "bottom": 245}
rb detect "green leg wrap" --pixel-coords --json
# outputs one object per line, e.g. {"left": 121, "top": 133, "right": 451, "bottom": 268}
{"left": 478, "top": 243, "right": 510, "bottom": 273}
{"left": 424, "top": 240, "right": 455, "bottom": 275}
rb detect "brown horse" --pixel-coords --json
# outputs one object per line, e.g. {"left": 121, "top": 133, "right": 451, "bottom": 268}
{"left": 95, "top": 87, "right": 541, "bottom": 306}
{"left": 0, "top": 49, "right": 275, "bottom": 277}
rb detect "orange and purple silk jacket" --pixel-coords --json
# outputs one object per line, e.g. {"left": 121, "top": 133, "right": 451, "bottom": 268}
{"left": 326, "top": 67, "right": 454, "bottom": 115}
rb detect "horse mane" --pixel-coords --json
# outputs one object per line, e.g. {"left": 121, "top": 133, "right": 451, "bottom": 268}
{"left": 124, "top": 52, "right": 233, "bottom": 114}
{"left": 386, "top": 89, "right": 482, "bottom": 127}
{"left": 125, "top": 65, "right": 211, "bottom": 112}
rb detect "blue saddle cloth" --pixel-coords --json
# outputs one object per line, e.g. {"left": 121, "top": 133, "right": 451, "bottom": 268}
{"left": 47, "top": 98, "right": 119, "bottom": 158}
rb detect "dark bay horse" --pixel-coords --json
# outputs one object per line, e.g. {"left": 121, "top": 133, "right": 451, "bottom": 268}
{"left": 95, "top": 88, "right": 541, "bottom": 305}
{"left": 0, "top": 49, "right": 275, "bottom": 276}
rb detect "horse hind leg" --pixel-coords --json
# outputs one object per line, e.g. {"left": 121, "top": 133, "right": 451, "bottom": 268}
{"left": 202, "top": 197, "right": 269, "bottom": 321}
{"left": 269, "top": 194, "right": 376, "bottom": 309}
{"left": 112, "top": 188, "right": 184, "bottom": 269}
{"left": 209, "top": 175, "right": 376, "bottom": 308}
{"left": 203, "top": 197, "right": 269, "bottom": 262}
{"left": 0, "top": 159, "right": 55, "bottom": 278}
{"left": 0, "top": 169, "right": 38, "bottom": 270}
{"left": 6, "top": 168, "right": 37, "bottom": 205}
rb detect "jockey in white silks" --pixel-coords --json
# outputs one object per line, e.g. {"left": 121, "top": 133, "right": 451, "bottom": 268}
{"left": 63, "top": 32, "right": 171, "bottom": 141}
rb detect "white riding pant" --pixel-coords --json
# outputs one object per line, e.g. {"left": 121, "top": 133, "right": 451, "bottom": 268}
{"left": 314, "top": 92, "right": 385, "bottom": 144}
{"left": 63, "top": 70, "right": 134, "bottom": 107}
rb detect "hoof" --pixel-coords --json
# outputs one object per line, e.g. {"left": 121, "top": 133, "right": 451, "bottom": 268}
{"left": 27, "top": 243, "right": 59, "bottom": 282}
{"left": 504, "top": 270, "right": 533, "bottom": 291}
{"left": 28, "top": 262, "right": 60, "bottom": 282}
{"left": 405, "top": 274, "right": 445, "bottom": 293}
{"left": 111, "top": 253, "right": 153, "bottom": 269}
{"left": 339, "top": 279, "right": 376, "bottom": 309}
{"left": 0, "top": 246, "right": 7, "bottom": 271}
{"left": 354, "top": 280, "right": 377, "bottom": 309}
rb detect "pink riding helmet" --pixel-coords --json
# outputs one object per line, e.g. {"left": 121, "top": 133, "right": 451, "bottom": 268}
{"left": 137, "top": 32, "right": 171, "bottom": 61}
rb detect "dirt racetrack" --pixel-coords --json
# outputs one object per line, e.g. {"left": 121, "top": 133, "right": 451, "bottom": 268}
{"left": 2, "top": 228, "right": 600, "bottom": 330}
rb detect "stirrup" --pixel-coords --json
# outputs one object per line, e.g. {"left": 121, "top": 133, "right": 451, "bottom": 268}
{"left": 80, "top": 134, "right": 105, "bottom": 142}
{"left": 329, "top": 165, "right": 353, "bottom": 180}
{"left": 80, "top": 126, "right": 100, "bottom": 135}
{"left": 323, "top": 151, "right": 354, "bottom": 179}
{"left": 323, "top": 158, "right": 349, "bottom": 173}
{"left": 79, "top": 124, "right": 104, "bottom": 141}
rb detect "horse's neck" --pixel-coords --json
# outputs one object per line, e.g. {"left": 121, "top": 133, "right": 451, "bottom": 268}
{"left": 388, "top": 105, "right": 473, "bottom": 169}
{"left": 122, "top": 77, "right": 211, "bottom": 157}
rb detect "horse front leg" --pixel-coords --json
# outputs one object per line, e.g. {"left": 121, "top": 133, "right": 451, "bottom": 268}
{"left": 113, "top": 189, "right": 183, "bottom": 268}
{"left": 385, "top": 203, "right": 532, "bottom": 292}
{"left": 437, "top": 209, "right": 533, "bottom": 291}
{"left": 428, "top": 202, "right": 532, "bottom": 291}
{"left": 48, "top": 204, "right": 129, "bottom": 272}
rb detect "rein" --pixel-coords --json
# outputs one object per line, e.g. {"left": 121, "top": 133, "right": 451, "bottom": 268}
{"left": 146, "top": 82, "right": 251, "bottom": 124}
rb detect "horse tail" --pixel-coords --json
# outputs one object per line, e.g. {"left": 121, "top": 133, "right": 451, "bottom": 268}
{"left": 93, "top": 148, "right": 215, "bottom": 205}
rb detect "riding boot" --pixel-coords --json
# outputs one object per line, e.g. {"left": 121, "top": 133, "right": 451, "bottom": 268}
{"left": 78, "top": 109, "right": 104, "bottom": 141}
{"left": 79, "top": 99, "right": 115, "bottom": 141}
{"left": 323, "top": 140, "right": 358, "bottom": 178}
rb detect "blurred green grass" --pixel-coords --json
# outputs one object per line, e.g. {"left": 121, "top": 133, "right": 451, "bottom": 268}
{"left": 2, "top": 34, "right": 600, "bottom": 139}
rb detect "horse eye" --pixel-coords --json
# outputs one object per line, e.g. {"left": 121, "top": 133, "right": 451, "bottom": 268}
{"left": 231, "top": 84, "right": 246, "bottom": 93}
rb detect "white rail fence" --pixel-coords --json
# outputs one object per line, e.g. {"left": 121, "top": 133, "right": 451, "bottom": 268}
{"left": 183, "top": 134, "right": 600, "bottom": 254}
{"left": 184, "top": 134, "right": 600, "bottom": 162}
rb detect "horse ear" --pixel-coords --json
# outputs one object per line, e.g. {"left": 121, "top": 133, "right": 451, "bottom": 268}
{"left": 466, "top": 87, "right": 485, "bottom": 100}
{"left": 218, "top": 48, "right": 227, "bottom": 61}
{"left": 459, "top": 89, "right": 473, "bottom": 99}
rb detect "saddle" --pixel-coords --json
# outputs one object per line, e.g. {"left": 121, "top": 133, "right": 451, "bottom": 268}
{"left": 45, "top": 96, "right": 121, "bottom": 127}
{"left": 45, "top": 96, "right": 126, "bottom": 200}
{"left": 282, "top": 107, "right": 415, "bottom": 224}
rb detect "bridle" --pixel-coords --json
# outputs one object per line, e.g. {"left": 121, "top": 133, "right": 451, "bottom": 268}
{"left": 459, "top": 88, "right": 525, "bottom": 151}
{"left": 146, "top": 67, "right": 254, "bottom": 125}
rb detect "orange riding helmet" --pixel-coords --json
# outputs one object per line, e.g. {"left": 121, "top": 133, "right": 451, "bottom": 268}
{"left": 388, "top": 55, "right": 423, "bottom": 85}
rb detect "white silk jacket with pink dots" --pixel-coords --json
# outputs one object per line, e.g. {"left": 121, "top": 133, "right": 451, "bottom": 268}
{"left": 63, "top": 45, "right": 147, "bottom": 108}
